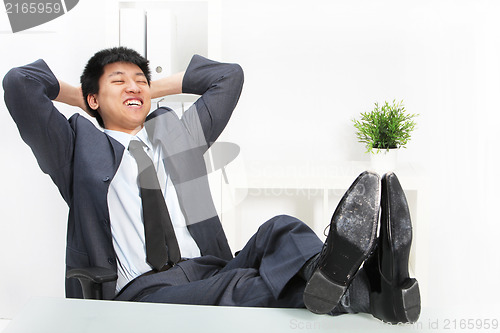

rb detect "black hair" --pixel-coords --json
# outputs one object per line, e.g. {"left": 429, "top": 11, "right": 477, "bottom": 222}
{"left": 80, "top": 46, "right": 151, "bottom": 128}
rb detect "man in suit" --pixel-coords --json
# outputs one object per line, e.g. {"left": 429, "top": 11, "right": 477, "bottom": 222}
{"left": 3, "top": 47, "right": 420, "bottom": 323}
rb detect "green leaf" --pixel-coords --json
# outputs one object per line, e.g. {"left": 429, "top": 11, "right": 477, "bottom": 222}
{"left": 352, "top": 99, "right": 418, "bottom": 153}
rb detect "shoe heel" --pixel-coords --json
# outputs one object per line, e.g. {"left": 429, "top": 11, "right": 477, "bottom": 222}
{"left": 399, "top": 278, "right": 421, "bottom": 323}
{"left": 371, "top": 277, "right": 421, "bottom": 324}
{"left": 303, "top": 270, "right": 346, "bottom": 314}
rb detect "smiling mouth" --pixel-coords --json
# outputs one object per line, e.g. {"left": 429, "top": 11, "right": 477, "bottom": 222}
{"left": 124, "top": 99, "right": 143, "bottom": 107}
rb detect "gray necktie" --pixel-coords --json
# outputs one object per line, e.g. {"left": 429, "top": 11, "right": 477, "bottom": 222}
{"left": 128, "top": 140, "right": 181, "bottom": 270}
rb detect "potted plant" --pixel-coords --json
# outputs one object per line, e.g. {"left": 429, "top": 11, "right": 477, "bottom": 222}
{"left": 353, "top": 100, "right": 418, "bottom": 172}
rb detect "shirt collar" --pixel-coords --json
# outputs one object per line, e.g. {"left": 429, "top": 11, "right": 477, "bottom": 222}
{"left": 104, "top": 127, "right": 153, "bottom": 151}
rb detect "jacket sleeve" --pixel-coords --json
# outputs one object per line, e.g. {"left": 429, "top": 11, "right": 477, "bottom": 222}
{"left": 3, "top": 59, "right": 75, "bottom": 203}
{"left": 181, "top": 55, "right": 244, "bottom": 146}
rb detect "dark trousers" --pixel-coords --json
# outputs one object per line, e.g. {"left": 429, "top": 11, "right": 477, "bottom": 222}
{"left": 115, "top": 215, "right": 323, "bottom": 307}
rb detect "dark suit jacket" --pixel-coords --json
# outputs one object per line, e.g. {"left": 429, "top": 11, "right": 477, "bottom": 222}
{"left": 3, "top": 55, "right": 244, "bottom": 300}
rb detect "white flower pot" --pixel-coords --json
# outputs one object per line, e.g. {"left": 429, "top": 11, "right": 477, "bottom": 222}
{"left": 370, "top": 148, "right": 399, "bottom": 174}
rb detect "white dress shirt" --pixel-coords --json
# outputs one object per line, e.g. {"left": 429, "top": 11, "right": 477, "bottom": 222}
{"left": 105, "top": 127, "right": 201, "bottom": 293}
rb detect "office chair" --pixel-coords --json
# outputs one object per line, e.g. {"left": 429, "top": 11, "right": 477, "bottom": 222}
{"left": 66, "top": 267, "right": 117, "bottom": 299}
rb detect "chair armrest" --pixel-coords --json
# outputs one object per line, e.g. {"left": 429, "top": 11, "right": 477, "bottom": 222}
{"left": 67, "top": 267, "right": 118, "bottom": 283}
{"left": 66, "top": 267, "right": 117, "bottom": 299}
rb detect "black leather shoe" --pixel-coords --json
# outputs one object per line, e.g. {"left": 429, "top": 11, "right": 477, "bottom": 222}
{"left": 364, "top": 172, "right": 421, "bottom": 324}
{"left": 303, "top": 171, "right": 380, "bottom": 314}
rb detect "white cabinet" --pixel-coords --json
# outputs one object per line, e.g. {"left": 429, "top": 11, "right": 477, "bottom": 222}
{"left": 118, "top": 1, "right": 210, "bottom": 77}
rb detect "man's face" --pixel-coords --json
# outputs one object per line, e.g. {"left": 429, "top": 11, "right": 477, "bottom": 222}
{"left": 87, "top": 62, "right": 152, "bottom": 134}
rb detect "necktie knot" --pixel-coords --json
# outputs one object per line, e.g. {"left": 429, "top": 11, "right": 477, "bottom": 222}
{"left": 128, "top": 140, "right": 158, "bottom": 190}
{"left": 128, "top": 139, "right": 145, "bottom": 152}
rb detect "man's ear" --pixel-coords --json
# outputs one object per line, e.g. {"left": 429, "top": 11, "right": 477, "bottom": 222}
{"left": 87, "top": 94, "right": 99, "bottom": 110}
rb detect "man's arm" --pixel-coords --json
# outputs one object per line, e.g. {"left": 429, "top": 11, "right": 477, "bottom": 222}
{"left": 3, "top": 60, "right": 76, "bottom": 203}
{"left": 181, "top": 55, "right": 244, "bottom": 146}
{"left": 150, "top": 71, "right": 185, "bottom": 99}
{"left": 55, "top": 80, "right": 87, "bottom": 111}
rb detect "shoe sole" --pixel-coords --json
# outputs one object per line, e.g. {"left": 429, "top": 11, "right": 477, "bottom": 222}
{"left": 386, "top": 172, "right": 421, "bottom": 324}
{"left": 370, "top": 172, "right": 421, "bottom": 324}
{"left": 303, "top": 171, "right": 380, "bottom": 314}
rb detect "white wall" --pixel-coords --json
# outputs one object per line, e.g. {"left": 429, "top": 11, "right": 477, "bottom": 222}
{"left": 1, "top": 0, "right": 499, "bottom": 320}
{"left": 221, "top": 0, "right": 500, "bottom": 314}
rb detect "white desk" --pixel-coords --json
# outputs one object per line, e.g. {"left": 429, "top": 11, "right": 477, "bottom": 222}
{"left": 2, "top": 297, "right": 471, "bottom": 333}
{"left": 0, "top": 320, "right": 9, "bottom": 333}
